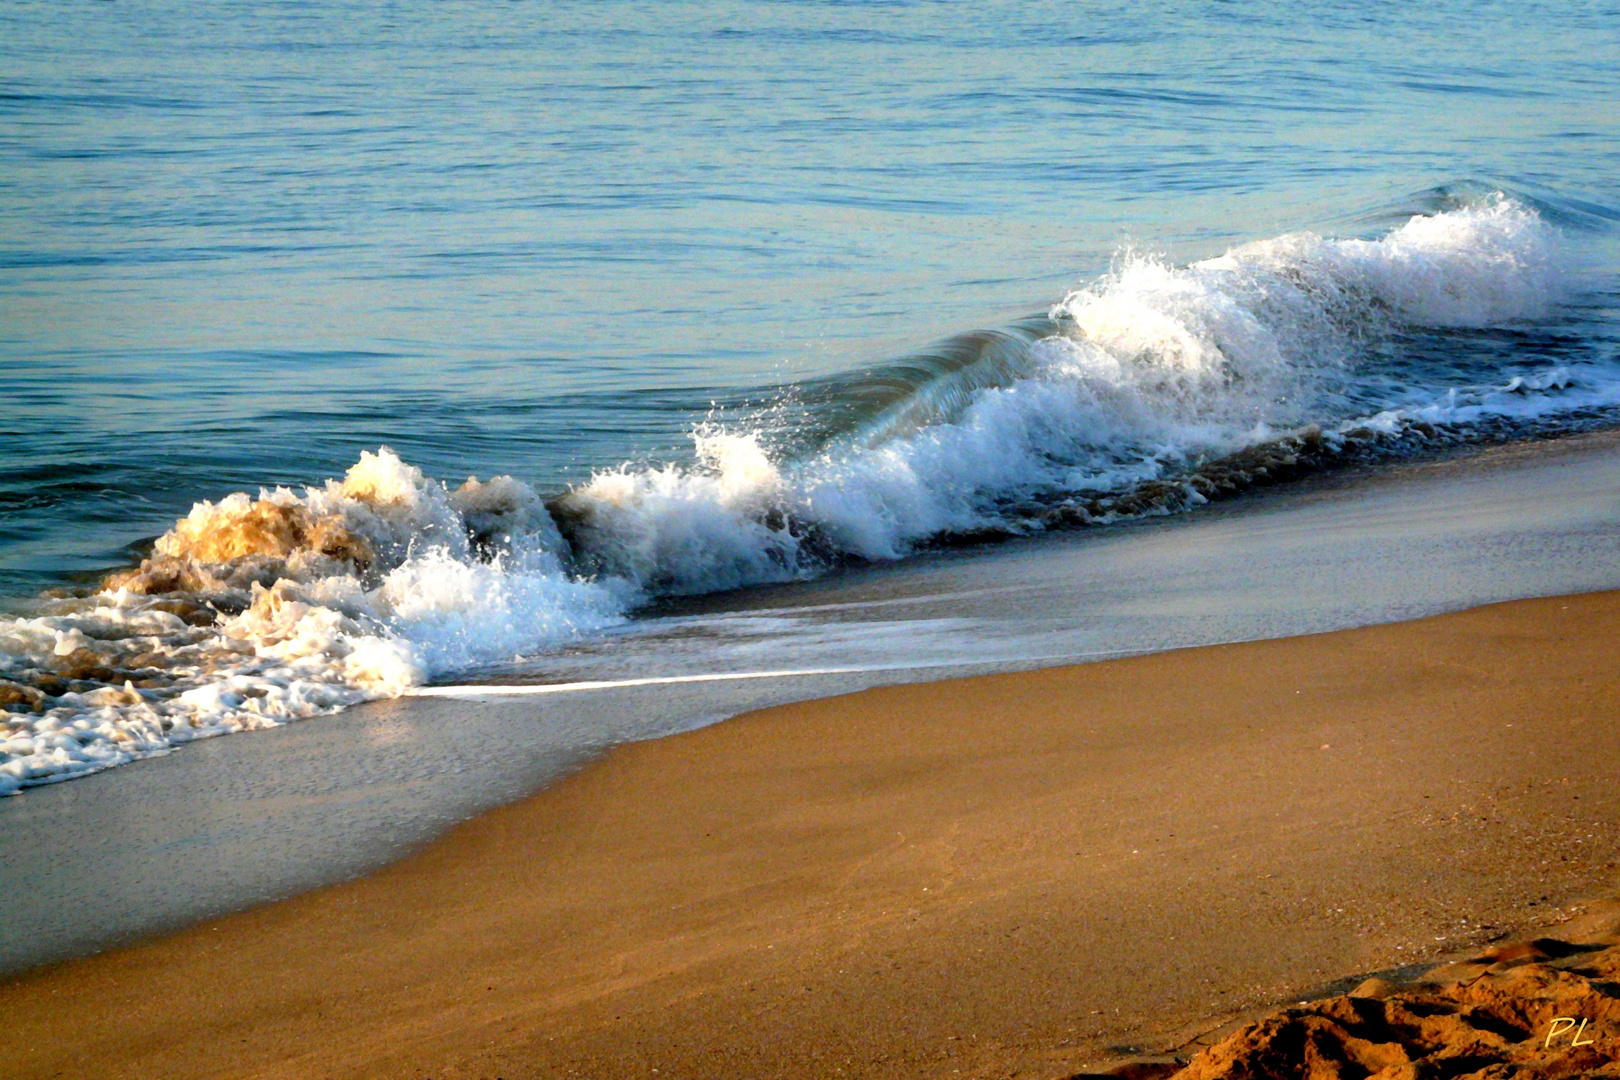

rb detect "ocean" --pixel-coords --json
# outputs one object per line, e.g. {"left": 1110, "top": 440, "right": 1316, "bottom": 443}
{"left": 3, "top": 0, "right": 1619, "bottom": 799}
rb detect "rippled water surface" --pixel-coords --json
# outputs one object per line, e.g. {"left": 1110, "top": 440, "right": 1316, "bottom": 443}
{"left": 2, "top": 1, "right": 1619, "bottom": 792}
{"left": 6, "top": 0, "right": 1617, "bottom": 584}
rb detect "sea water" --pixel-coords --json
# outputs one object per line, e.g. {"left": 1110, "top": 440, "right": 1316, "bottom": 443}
{"left": 3, "top": 1, "right": 1619, "bottom": 794}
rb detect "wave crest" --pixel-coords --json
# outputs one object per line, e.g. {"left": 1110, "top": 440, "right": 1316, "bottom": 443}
{"left": 1, "top": 194, "right": 1602, "bottom": 794}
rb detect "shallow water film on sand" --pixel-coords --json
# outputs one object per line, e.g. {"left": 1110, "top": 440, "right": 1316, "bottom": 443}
{"left": 3, "top": 1, "right": 1619, "bottom": 791}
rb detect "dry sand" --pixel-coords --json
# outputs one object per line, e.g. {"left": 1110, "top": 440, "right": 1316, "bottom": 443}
{"left": 7, "top": 589, "right": 1620, "bottom": 1079}
{"left": 1171, "top": 905, "right": 1620, "bottom": 1078}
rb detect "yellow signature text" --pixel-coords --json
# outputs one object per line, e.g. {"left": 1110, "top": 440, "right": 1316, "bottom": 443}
{"left": 1544, "top": 1017, "right": 1596, "bottom": 1049}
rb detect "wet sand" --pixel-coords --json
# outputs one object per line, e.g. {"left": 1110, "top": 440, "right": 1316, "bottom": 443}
{"left": 7, "top": 588, "right": 1620, "bottom": 1078}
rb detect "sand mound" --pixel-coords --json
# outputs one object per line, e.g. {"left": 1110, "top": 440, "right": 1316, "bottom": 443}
{"left": 1075, "top": 904, "right": 1620, "bottom": 1080}
{"left": 1144, "top": 908, "right": 1620, "bottom": 1080}
{"left": 1178, "top": 956, "right": 1620, "bottom": 1078}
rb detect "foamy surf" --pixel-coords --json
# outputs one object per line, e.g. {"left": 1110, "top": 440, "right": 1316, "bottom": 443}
{"left": 555, "top": 195, "right": 1580, "bottom": 580}
{"left": 1, "top": 194, "right": 1606, "bottom": 794}
{"left": 0, "top": 451, "right": 629, "bottom": 794}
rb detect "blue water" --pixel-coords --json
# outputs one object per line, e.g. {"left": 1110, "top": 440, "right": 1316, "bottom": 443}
{"left": 2, "top": 1, "right": 1619, "bottom": 792}
{"left": 4, "top": 0, "right": 1617, "bottom": 589}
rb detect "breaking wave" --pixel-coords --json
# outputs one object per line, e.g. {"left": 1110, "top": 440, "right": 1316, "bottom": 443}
{"left": 3, "top": 193, "right": 1609, "bottom": 793}
{"left": 0, "top": 453, "right": 630, "bottom": 794}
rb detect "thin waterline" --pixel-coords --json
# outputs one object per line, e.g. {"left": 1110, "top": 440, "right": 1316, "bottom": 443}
{"left": 403, "top": 651, "right": 1129, "bottom": 699}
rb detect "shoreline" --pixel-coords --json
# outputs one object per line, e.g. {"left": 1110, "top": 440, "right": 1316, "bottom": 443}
{"left": 8, "top": 427, "right": 1620, "bottom": 979}
{"left": 9, "top": 587, "right": 1620, "bottom": 1078}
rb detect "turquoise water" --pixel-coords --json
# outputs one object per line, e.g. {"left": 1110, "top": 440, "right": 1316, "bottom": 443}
{"left": 2, "top": 1, "right": 1619, "bottom": 791}
{"left": 5, "top": 1, "right": 1617, "bottom": 586}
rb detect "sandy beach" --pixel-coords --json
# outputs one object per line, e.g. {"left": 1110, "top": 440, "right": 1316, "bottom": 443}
{"left": 6, "top": 5, "right": 1619, "bottom": 1079}
{"left": 7, "top": 586, "right": 1620, "bottom": 1078}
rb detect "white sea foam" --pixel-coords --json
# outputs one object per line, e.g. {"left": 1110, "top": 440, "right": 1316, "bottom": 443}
{"left": 0, "top": 195, "right": 1599, "bottom": 793}
{"left": 559, "top": 196, "right": 1580, "bottom": 584}
{"left": 0, "top": 450, "right": 626, "bottom": 794}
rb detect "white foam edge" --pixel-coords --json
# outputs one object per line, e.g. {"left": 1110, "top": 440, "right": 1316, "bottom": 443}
{"left": 402, "top": 652, "right": 1123, "bottom": 699}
